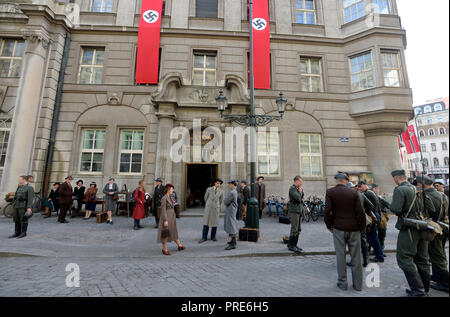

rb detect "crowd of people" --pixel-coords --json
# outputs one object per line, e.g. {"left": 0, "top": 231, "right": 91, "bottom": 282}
{"left": 6, "top": 171, "right": 449, "bottom": 296}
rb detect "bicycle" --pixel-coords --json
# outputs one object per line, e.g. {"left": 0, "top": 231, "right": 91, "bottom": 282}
{"left": 300, "top": 201, "right": 311, "bottom": 223}
{"left": 2, "top": 191, "right": 43, "bottom": 218}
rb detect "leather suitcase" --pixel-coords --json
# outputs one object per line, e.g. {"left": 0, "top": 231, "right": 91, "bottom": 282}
{"left": 239, "top": 228, "right": 259, "bottom": 242}
{"left": 279, "top": 215, "right": 290, "bottom": 224}
{"left": 96, "top": 212, "right": 107, "bottom": 224}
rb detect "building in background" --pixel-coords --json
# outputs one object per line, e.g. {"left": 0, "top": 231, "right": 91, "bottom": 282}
{"left": 0, "top": 0, "right": 413, "bottom": 209}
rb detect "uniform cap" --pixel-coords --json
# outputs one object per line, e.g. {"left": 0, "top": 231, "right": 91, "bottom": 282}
{"left": 391, "top": 170, "right": 406, "bottom": 177}
{"left": 335, "top": 173, "right": 349, "bottom": 181}
{"left": 416, "top": 175, "right": 434, "bottom": 186}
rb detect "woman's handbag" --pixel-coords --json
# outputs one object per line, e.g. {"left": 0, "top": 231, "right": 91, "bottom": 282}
{"left": 112, "top": 194, "right": 119, "bottom": 200}
{"left": 161, "top": 227, "right": 170, "bottom": 239}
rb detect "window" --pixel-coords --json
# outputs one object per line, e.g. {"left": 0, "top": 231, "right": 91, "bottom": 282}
{"left": 427, "top": 117, "right": 433, "bottom": 124}
{"left": 344, "top": 0, "right": 365, "bottom": 23}
{"left": 300, "top": 57, "right": 323, "bottom": 92}
{"left": 439, "top": 128, "right": 446, "bottom": 135}
{"left": 414, "top": 108, "right": 422, "bottom": 115}
{"left": 417, "top": 119, "right": 423, "bottom": 125}
{"left": 419, "top": 130, "right": 425, "bottom": 137}
{"left": 78, "top": 47, "right": 105, "bottom": 84}
{"left": 0, "top": 117, "right": 11, "bottom": 169}
{"left": 421, "top": 144, "right": 426, "bottom": 152}
{"left": 192, "top": 51, "right": 216, "bottom": 86}
{"left": 437, "top": 116, "right": 443, "bottom": 122}
{"left": 434, "top": 103, "right": 443, "bottom": 112}
{"left": 0, "top": 39, "right": 25, "bottom": 78}
{"left": 423, "top": 158, "right": 429, "bottom": 168}
{"left": 299, "top": 133, "right": 323, "bottom": 177}
{"left": 445, "top": 157, "right": 449, "bottom": 167}
{"left": 429, "top": 129, "right": 435, "bottom": 136}
{"left": 431, "top": 143, "right": 437, "bottom": 152}
{"left": 295, "top": 0, "right": 316, "bottom": 24}
{"left": 196, "top": 0, "right": 218, "bottom": 18}
{"left": 424, "top": 106, "right": 432, "bottom": 114}
{"left": 80, "top": 129, "right": 105, "bottom": 173}
{"left": 372, "top": 0, "right": 390, "bottom": 14}
{"left": 381, "top": 51, "right": 402, "bottom": 87}
{"left": 433, "top": 158, "right": 439, "bottom": 167}
{"left": 442, "top": 142, "right": 448, "bottom": 151}
{"left": 92, "top": 0, "right": 113, "bottom": 13}
{"left": 119, "top": 130, "right": 144, "bottom": 174}
{"left": 257, "top": 131, "right": 280, "bottom": 176}
{"left": 349, "top": 52, "right": 374, "bottom": 92}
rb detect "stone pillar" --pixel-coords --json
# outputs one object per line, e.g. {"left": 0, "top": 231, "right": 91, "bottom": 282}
{"left": 170, "top": 0, "right": 189, "bottom": 29}
{"left": 116, "top": 0, "right": 137, "bottom": 27}
{"left": 0, "top": 29, "right": 50, "bottom": 194}
{"left": 224, "top": 0, "right": 241, "bottom": 32}
{"left": 365, "top": 131, "right": 402, "bottom": 196}
{"left": 155, "top": 103, "right": 176, "bottom": 184}
{"left": 274, "top": 0, "right": 293, "bottom": 34}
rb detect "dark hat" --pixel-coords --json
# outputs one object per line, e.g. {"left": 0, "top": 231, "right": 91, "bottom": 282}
{"left": 241, "top": 180, "right": 247, "bottom": 184}
{"left": 257, "top": 176, "right": 264, "bottom": 181}
{"left": 335, "top": 173, "right": 349, "bottom": 181}
{"left": 76, "top": 179, "right": 84, "bottom": 184}
{"left": 90, "top": 182, "right": 97, "bottom": 187}
{"left": 357, "top": 181, "right": 367, "bottom": 187}
{"left": 155, "top": 178, "right": 163, "bottom": 183}
{"left": 214, "top": 178, "right": 224, "bottom": 184}
{"left": 391, "top": 170, "right": 406, "bottom": 177}
{"left": 228, "top": 179, "right": 238, "bottom": 186}
{"left": 53, "top": 182, "right": 60, "bottom": 186}
{"left": 371, "top": 183, "right": 379, "bottom": 189}
{"left": 416, "top": 175, "right": 434, "bottom": 186}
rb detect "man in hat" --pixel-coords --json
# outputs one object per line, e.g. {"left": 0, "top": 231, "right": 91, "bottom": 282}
{"left": 417, "top": 175, "right": 449, "bottom": 293}
{"left": 433, "top": 179, "right": 446, "bottom": 193}
{"left": 152, "top": 178, "right": 165, "bottom": 228}
{"left": 71, "top": 179, "right": 85, "bottom": 218}
{"left": 255, "top": 176, "right": 266, "bottom": 219}
{"left": 325, "top": 173, "right": 366, "bottom": 291}
{"left": 58, "top": 176, "right": 73, "bottom": 223}
{"left": 224, "top": 179, "right": 239, "bottom": 250}
{"left": 390, "top": 170, "right": 433, "bottom": 297}
{"left": 287, "top": 176, "right": 305, "bottom": 253}
{"left": 199, "top": 179, "right": 224, "bottom": 243}
{"left": 240, "top": 180, "right": 250, "bottom": 222}
{"left": 8, "top": 175, "right": 34, "bottom": 239}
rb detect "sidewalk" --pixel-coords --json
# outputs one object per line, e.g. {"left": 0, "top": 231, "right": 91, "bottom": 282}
{"left": 0, "top": 211, "right": 406, "bottom": 259}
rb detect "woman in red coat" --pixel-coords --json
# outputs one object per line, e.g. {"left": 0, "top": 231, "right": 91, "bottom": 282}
{"left": 132, "top": 180, "right": 146, "bottom": 230}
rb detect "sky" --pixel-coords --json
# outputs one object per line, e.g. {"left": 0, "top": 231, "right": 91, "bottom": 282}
{"left": 396, "top": 0, "right": 449, "bottom": 106}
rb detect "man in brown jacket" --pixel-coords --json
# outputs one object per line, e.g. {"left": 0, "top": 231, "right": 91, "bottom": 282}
{"left": 255, "top": 176, "right": 266, "bottom": 219}
{"left": 58, "top": 176, "right": 73, "bottom": 223}
{"left": 325, "top": 173, "right": 366, "bottom": 291}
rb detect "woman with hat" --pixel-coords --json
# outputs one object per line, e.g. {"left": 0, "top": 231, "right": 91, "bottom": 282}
{"left": 158, "top": 184, "right": 185, "bottom": 255}
{"left": 83, "top": 182, "right": 98, "bottom": 220}
{"left": 199, "top": 179, "right": 224, "bottom": 243}
{"left": 132, "top": 180, "right": 147, "bottom": 230}
{"left": 103, "top": 177, "right": 119, "bottom": 224}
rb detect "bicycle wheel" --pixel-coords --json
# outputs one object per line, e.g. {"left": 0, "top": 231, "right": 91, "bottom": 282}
{"left": 311, "top": 205, "right": 320, "bottom": 222}
{"left": 32, "top": 197, "right": 43, "bottom": 213}
{"left": 304, "top": 207, "right": 311, "bottom": 223}
{"left": 3, "top": 203, "right": 14, "bottom": 218}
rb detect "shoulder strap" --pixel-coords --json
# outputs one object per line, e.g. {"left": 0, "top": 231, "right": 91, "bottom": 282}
{"left": 404, "top": 188, "right": 417, "bottom": 219}
{"left": 438, "top": 192, "right": 446, "bottom": 220}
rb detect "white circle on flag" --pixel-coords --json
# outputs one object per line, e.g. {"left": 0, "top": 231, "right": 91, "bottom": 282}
{"left": 252, "top": 18, "right": 267, "bottom": 31}
{"left": 143, "top": 10, "right": 159, "bottom": 24}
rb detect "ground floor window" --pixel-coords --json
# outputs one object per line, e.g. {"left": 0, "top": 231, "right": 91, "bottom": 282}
{"left": 257, "top": 131, "right": 280, "bottom": 176}
{"left": 299, "top": 133, "right": 323, "bottom": 177}
{"left": 80, "top": 129, "right": 106, "bottom": 173}
{"left": 119, "top": 129, "right": 144, "bottom": 174}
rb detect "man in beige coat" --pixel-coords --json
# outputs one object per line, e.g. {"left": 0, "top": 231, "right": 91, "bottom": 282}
{"left": 199, "top": 179, "right": 224, "bottom": 243}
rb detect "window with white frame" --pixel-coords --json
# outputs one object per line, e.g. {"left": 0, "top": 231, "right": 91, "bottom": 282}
{"left": 381, "top": 50, "right": 402, "bottom": 87}
{"left": 295, "top": 0, "right": 316, "bottom": 24}
{"left": 344, "top": 0, "right": 365, "bottom": 23}
{"left": 419, "top": 130, "right": 425, "bottom": 137}
{"left": 442, "top": 142, "right": 448, "bottom": 151}
{"left": 300, "top": 57, "right": 323, "bottom": 92}
{"left": 257, "top": 131, "right": 280, "bottom": 176}
{"left": 434, "top": 103, "right": 443, "bottom": 112}
{"left": 299, "top": 133, "right": 323, "bottom": 177}
{"left": 427, "top": 117, "right": 433, "bottom": 124}
{"left": 429, "top": 129, "right": 435, "bottom": 136}
{"left": 433, "top": 158, "right": 439, "bottom": 167}
{"left": 431, "top": 143, "right": 437, "bottom": 152}
{"left": 0, "top": 39, "right": 25, "bottom": 78}
{"left": 119, "top": 130, "right": 144, "bottom": 174}
{"left": 349, "top": 52, "right": 374, "bottom": 92}
{"left": 80, "top": 129, "right": 105, "bottom": 173}
{"left": 78, "top": 47, "right": 105, "bottom": 84}
{"left": 439, "top": 127, "right": 446, "bottom": 135}
{"left": 0, "top": 117, "right": 11, "bottom": 169}
{"left": 192, "top": 51, "right": 216, "bottom": 86}
{"left": 372, "top": 0, "right": 390, "bottom": 14}
{"left": 424, "top": 106, "right": 432, "bottom": 114}
{"left": 444, "top": 157, "right": 449, "bottom": 167}
{"left": 414, "top": 108, "right": 422, "bottom": 115}
{"left": 92, "top": 0, "right": 113, "bottom": 13}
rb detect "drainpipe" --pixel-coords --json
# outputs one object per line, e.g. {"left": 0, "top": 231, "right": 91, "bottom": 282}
{"left": 42, "top": 33, "right": 71, "bottom": 197}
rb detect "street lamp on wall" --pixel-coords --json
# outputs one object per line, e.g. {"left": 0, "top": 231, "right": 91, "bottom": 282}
{"left": 276, "top": 92, "right": 287, "bottom": 118}
{"left": 216, "top": 88, "right": 228, "bottom": 117}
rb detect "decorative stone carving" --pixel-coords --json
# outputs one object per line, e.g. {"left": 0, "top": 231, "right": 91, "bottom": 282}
{"left": 196, "top": 88, "right": 209, "bottom": 103}
{"left": 22, "top": 29, "right": 51, "bottom": 53}
{"left": 107, "top": 92, "right": 123, "bottom": 105}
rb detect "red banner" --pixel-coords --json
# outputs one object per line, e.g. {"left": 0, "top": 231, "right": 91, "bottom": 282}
{"left": 250, "top": 0, "right": 271, "bottom": 89}
{"left": 136, "top": 0, "right": 163, "bottom": 84}
{"left": 397, "top": 137, "right": 403, "bottom": 163}
{"left": 401, "top": 125, "right": 421, "bottom": 154}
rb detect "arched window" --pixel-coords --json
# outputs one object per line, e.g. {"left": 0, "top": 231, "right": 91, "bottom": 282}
{"left": 429, "top": 129, "right": 435, "bottom": 136}
{"left": 433, "top": 158, "right": 439, "bottom": 167}
{"left": 439, "top": 127, "right": 446, "bottom": 135}
{"left": 434, "top": 103, "right": 443, "bottom": 111}
{"left": 423, "top": 158, "right": 429, "bottom": 168}
{"left": 424, "top": 106, "right": 432, "bottom": 113}
{"left": 419, "top": 130, "right": 425, "bottom": 137}
{"left": 414, "top": 108, "right": 422, "bottom": 115}
{"left": 444, "top": 157, "right": 449, "bottom": 167}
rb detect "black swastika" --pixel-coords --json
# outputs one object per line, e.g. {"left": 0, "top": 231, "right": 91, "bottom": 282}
{"left": 144, "top": 11, "right": 158, "bottom": 23}
{"left": 253, "top": 19, "right": 266, "bottom": 30}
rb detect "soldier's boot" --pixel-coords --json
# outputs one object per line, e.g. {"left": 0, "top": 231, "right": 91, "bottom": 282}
{"left": 431, "top": 264, "right": 438, "bottom": 283}
{"left": 430, "top": 270, "right": 449, "bottom": 293}
{"left": 362, "top": 250, "right": 368, "bottom": 268}
{"left": 225, "top": 237, "right": 236, "bottom": 250}
{"left": 17, "top": 223, "right": 28, "bottom": 239}
{"left": 404, "top": 271, "right": 426, "bottom": 297}
{"left": 418, "top": 269, "right": 431, "bottom": 295}
{"left": 8, "top": 222, "right": 21, "bottom": 239}
{"left": 288, "top": 236, "right": 302, "bottom": 253}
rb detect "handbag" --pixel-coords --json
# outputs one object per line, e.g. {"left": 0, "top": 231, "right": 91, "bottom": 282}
{"left": 380, "top": 212, "right": 389, "bottom": 229}
{"left": 161, "top": 228, "right": 170, "bottom": 239}
{"left": 365, "top": 213, "right": 373, "bottom": 227}
{"left": 112, "top": 194, "right": 119, "bottom": 200}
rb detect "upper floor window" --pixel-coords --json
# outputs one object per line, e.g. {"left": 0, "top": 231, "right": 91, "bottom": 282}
{"left": 0, "top": 117, "right": 11, "bottom": 169}
{"left": 78, "top": 47, "right": 105, "bottom": 85}
{"left": 439, "top": 127, "right": 446, "bottom": 135}
{"left": 80, "top": 129, "right": 106, "bottom": 174}
{"left": 433, "top": 157, "right": 439, "bottom": 167}
{"left": 372, "top": 0, "right": 390, "bottom": 14}
{"left": 414, "top": 108, "right": 422, "bottom": 116}
{"left": 417, "top": 119, "right": 423, "bottom": 125}
{"left": 445, "top": 157, "right": 449, "bottom": 167}
{"left": 344, "top": 0, "right": 365, "bottom": 23}
{"left": 300, "top": 57, "right": 323, "bottom": 92}
{"left": 424, "top": 106, "right": 432, "bottom": 114}
{"left": 119, "top": 129, "right": 145, "bottom": 174}
{"left": 431, "top": 143, "right": 437, "bottom": 152}
{"left": 257, "top": 131, "right": 280, "bottom": 176}
{"left": 299, "top": 133, "right": 323, "bottom": 177}
{"left": 295, "top": 0, "right": 316, "bottom": 24}
{"left": 442, "top": 142, "right": 448, "bottom": 151}
{"left": 427, "top": 117, "right": 433, "bottom": 124}
{"left": 419, "top": 130, "right": 425, "bottom": 137}
{"left": 192, "top": 51, "right": 216, "bottom": 86}
{"left": 0, "top": 39, "right": 25, "bottom": 78}
{"left": 381, "top": 51, "right": 402, "bottom": 87}
{"left": 196, "top": 0, "right": 218, "bottom": 18}
{"left": 434, "top": 103, "right": 443, "bottom": 112}
{"left": 349, "top": 52, "right": 374, "bottom": 92}
{"left": 429, "top": 129, "right": 435, "bottom": 136}
{"left": 92, "top": 0, "right": 113, "bottom": 13}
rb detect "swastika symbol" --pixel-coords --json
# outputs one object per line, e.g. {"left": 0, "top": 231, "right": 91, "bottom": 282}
{"left": 143, "top": 10, "right": 159, "bottom": 24}
{"left": 252, "top": 18, "right": 267, "bottom": 31}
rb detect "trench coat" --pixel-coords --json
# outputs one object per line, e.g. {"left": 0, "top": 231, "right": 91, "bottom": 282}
{"left": 132, "top": 188, "right": 146, "bottom": 220}
{"left": 255, "top": 183, "right": 266, "bottom": 210}
{"left": 224, "top": 188, "right": 238, "bottom": 236}
{"left": 157, "top": 195, "right": 179, "bottom": 243}
{"left": 203, "top": 186, "right": 224, "bottom": 227}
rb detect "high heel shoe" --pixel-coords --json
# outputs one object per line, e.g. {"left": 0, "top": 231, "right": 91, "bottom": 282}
{"left": 162, "top": 249, "right": 171, "bottom": 256}
{"left": 178, "top": 245, "right": 186, "bottom": 251}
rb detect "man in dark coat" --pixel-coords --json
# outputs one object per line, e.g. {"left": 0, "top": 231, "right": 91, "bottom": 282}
{"left": 72, "top": 180, "right": 85, "bottom": 218}
{"left": 152, "top": 178, "right": 165, "bottom": 228}
{"left": 240, "top": 180, "right": 250, "bottom": 221}
{"left": 58, "top": 176, "right": 73, "bottom": 224}
{"left": 325, "top": 173, "right": 366, "bottom": 291}
{"left": 45, "top": 182, "right": 60, "bottom": 218}
{"left": 255, "top": 176, "right": 266, "bottom": 219}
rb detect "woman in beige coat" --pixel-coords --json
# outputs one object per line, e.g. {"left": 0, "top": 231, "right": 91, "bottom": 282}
{"left": 158, "top": 184, "right": 185, "bottom": 256}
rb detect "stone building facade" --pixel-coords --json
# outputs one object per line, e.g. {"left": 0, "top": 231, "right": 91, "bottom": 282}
{"left": 0, "top": 0, "right": 413, "bottom": 209}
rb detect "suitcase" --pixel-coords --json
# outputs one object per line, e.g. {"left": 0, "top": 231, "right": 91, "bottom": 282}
{"left": 279, "top": 215, "right": 290, "bottom": 224}
{"left": 239, "top": 228, "right": 259, "bottom": 242}
{"left": 96, "top": 212, "right": 108, "bottom": 224}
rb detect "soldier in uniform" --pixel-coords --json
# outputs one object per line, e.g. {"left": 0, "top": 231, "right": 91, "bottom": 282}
{"left": 418, "top": 176, "right": 449, "bottom": 293}
{"left": 8, "top": 176, "right": 34, "bottom": 239}
{"left": 287, "top": 176, "right": 304, "bottom": 253}
{"left": 371, "top": 184, "right": 391, "bottom": 250}
{"left": 152, "top": 178, "right": 165, "bottom": 228}
{"left": 390, "top": 170, "right": 434, "bottom": 297}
